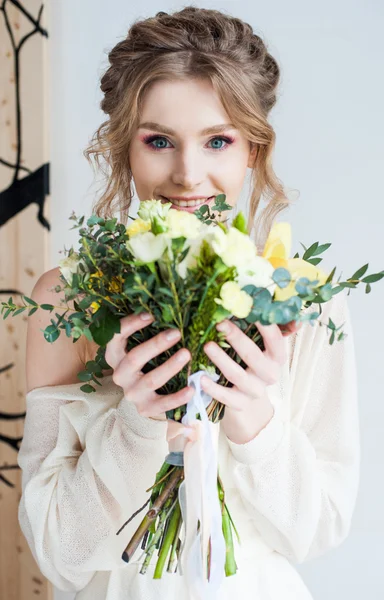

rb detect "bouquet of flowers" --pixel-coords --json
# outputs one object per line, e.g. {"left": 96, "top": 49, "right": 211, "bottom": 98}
{"left": 2, "top": 195, "right": 383, "bottom": 593}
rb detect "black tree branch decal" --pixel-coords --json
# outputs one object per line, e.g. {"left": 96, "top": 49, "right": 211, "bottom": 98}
{"left": 0, "top": 0, "right": 50, "bottom": 229}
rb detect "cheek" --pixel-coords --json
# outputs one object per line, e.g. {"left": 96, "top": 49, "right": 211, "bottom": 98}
{"left": 129, "top": 146, "right": 166, "bottom": 194}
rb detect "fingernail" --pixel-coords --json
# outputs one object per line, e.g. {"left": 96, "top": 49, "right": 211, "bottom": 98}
{"left": 177, "top": 349, "right": 189, "bottom": 362}
{"left": 140, "top": 312, "right": 152, "bottom": 321}
{"left": 165, "top": 329, "right": 180, "bottom": 341}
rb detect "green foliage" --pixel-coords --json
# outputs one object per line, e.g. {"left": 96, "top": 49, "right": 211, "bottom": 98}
{"left": 1, "top": 203, "right": 383, "bottom": 401}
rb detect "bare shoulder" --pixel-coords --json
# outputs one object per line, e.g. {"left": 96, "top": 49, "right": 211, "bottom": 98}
{"left": 26, "top": 266, "right": 112, "bottom": 393}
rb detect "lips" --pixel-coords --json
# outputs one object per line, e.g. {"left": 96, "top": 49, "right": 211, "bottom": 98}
{"left": 159, "top": 195, "right": 215, "bottom": 205}
{"left": 158, "top": 195, "right": 215, "bottom": 213}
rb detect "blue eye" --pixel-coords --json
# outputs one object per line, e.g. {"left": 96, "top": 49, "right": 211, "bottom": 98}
{"left": 143, "top": 135, "right": 234, "bottom": 152}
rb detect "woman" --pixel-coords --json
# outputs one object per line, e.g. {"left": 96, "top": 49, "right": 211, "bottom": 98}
{"left": 18, "top": 6, "right": 360, "bottom": 599}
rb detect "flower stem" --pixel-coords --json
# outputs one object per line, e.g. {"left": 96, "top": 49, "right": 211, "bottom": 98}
{"left": 167, "top": 509, "right": 183, "bottom": 573}
{"left": 153, "top": 501, "right": 182, "bottom": 579}
{"left": 121, "top": 467, "right": 183, "bottom": 563}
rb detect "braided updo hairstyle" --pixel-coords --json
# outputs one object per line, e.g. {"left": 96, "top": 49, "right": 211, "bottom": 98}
{"left": 84, "top": 6, "right": 291, "bottom": 249}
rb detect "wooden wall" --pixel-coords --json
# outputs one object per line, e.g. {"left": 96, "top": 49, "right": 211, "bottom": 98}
{"left": 0, "top": 1, "right": 51, "bottom": 598}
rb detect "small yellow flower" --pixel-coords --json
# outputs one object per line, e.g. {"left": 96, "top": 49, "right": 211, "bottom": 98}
{"left": 215, "top": 281, "right": 253, "bottom": 319}
{"left": 109, "top": 275, "right": 123, "bottom": 293}
{"left": 126, "top": 218, "right": 151, "bottom": 238}
{"left": 90, "top": 301, "right": 100, "bottom": 313}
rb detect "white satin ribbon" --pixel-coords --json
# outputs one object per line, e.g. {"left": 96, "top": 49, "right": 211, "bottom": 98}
{"left": 166, "top": 370, "right": 226, "bottom": 600}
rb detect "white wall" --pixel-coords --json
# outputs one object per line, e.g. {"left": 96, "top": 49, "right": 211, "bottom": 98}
{"left": 49, "top": 1, "right": 384, "bottom": 599}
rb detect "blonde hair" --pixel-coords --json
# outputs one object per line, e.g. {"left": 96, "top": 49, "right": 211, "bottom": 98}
{"left": 84, "top": 6, "right": 291, "bottom": 250}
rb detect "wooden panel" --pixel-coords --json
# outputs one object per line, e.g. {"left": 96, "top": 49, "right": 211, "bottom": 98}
{"left": 0, "top": 1, "right": 51, "bottom": 599}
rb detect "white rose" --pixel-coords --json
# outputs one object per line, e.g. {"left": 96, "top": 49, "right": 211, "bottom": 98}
{"left": 126, "top": 232, "right": 168, "bottom": 263}
{"left": 58, "top": 252, "right": 85, "bottom": 285}
{"left": 210, "top": 227, "right": 257, "bottom": 268}
{"left": 165, "top": 209, "right": 203, "bottom": 239}
{"left": 236, "top": 255, "right": 276, "bottom": 296}
{"left": 138, "top": 199, "right": 172, "bottom": 222}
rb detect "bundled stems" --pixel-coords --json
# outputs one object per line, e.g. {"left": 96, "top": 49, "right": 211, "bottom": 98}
{"left": 121, "top": 466, "right": 183, "bottom": 563}
{"left": 154, "top": 501, "right": 182, "bottom": 578}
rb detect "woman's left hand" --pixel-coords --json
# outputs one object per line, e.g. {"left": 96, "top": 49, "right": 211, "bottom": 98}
{"left": 201, "top": 319, "right": 302, "bottom": 444}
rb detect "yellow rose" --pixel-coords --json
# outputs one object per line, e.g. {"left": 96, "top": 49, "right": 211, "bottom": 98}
{"left": 274, "top": 258, "right": 329, "bottom": 301}
{"left": 215, "top": 281, "right": 253, "bottom": 319}
{"left": 262, "top": 222, "right": 329, "bottom": 301}
{"left": 126, "top": 218, "right": 151, "bottom": 238}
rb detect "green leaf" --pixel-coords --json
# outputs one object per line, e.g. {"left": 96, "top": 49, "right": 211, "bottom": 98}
{"left": 83, "top": 328, "right": 94, "bottom": 342}
{"left": 318, "top": 283, "right": 333, "bottom": 301}
{"left": 232, "top": 212, "right": 248, "bottom": 234}
{"left": 104, "top": 217, "right": 118, "bottom": 232}
{"left": 305, "top": 257, "right": 323, "bottom": 266}
{"left": 23, "top": 295, "right": 37, "bottom": 307}
{"left": 77, "top": 371, "right": 93, "bottom": 381}
{"left": 302, "top": 242, "right": 318, "bottom": 260}
{"left": 87, "top": 215, "right": 105, "bottom": 227}
{"left": 311, "top": 243, "right": 331, "bottom": 256}
{"left": 161, "top": 304, "right": 174, "bottom": 322}
{"left": 361, "top": 272, "right": 384, "bottom": 284}
{"left": 350, "top": 263, "right": 369, "bottom": 281}
{"left": 325, "top": 266, "right": 337, "bottom": 284}
{"left": 44, "top": 324, "right": 60, "bottom": 343}
{"left": 41, "top": 304, "right": 54, "bottom": 311}
{"left": 89, "top": 309, "right": 121, "bottom": 346}
{"left": 365, "top": 283, "right": 372, "bottom": 294}
{"left": 28, "top": 306, "right": 38, "bottom": 316}
{"left": 80, "top": 384, "right": 96, "bottom": 393}
{"left": 272, "top": 268, "right": 291, "bottom": 289}
{"left": 12, "top": 307, "right": 26, "bottom": 316}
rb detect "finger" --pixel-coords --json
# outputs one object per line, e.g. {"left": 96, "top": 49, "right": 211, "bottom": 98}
{"left": 123, "top": 328, "right": 182, "bottom": 374}
{"left": 200, "top": 376, "right": 248, "bottom": 411}
{"left": 105, "top": 312, "right": 154, "bottom": 369}
{"left": 254, "top": 321, "right": 287, "bottom": 366}
{"left": 204, "top": 341, "right": 268, "bottom": 393}
{"left": 138, "top": 386, "right": 195, "bottom": 418}
{"left": 137, "top": 348, "right": 191, "bottom": 391}
{"left": 280, "top": 321, "right": 302, "bottom": 336}
{"left": 215, "top": 320, "right": 280, "bottom": 384}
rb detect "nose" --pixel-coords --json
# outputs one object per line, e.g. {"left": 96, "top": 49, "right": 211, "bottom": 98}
{"left": 171, "top": 146, "right": 205, "bottom": 189}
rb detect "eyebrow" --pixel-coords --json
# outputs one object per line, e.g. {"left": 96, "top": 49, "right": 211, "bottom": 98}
{"left": 138, "top": 121, "right": 236, "bottom": 136}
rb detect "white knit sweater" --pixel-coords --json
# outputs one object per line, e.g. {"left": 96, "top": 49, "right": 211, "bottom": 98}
{"left": 17, "top": 290, "right": 360, "bottom": 599}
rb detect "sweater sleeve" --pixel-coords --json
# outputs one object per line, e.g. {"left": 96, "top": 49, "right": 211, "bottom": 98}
{"left": 223, "top": 290, "right": 361, "bottom": 564}
{"left": 17, "top": 377, "right": 168, "bottom": 592}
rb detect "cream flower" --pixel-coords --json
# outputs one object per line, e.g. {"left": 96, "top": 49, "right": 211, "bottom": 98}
{"left": 58, "top": 252, "right": 87, "bottom": 285}
{"left": 126, "top": 218, "right": 151, "bottom": 238}
{"left": 165, "top": 208, "right": 203, "bottom": 239}
{"left": 210, "top": 227, "right": 257, "bottom": 268}
{"left": 137, "top": 199, "right": 172, "bottom": 222}
{"left": 126, "top": 232, "right": 168, "bottom": 263}
{"left": 215, "top": 281, "right": 253, "bottom": 319}
{"left": 236, "top": 255, "right": 276, "bottom": 296}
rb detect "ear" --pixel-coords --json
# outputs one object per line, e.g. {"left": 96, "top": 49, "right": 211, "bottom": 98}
{"left": 247, "top": 143, "right": 258, "bottom": 169}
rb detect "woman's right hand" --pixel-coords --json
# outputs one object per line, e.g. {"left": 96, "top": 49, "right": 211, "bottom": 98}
{"left": 105, "top": 312, "right": 194, "bottom": 419}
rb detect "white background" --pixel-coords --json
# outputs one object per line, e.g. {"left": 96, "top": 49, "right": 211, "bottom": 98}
{"left": 48, "top": 1, "right": 384, "bottom": 598}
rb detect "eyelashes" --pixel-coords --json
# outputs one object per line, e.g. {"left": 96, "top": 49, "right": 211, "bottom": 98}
{"left": 141, "top": 134, "right": 235, "bottom": 152}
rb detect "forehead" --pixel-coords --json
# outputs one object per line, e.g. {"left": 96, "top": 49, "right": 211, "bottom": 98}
{"left": 139, "top": 78, "right": 232, "bottom": 134}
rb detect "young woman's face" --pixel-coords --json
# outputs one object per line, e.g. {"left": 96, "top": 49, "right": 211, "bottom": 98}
{"left": 129, "top": 78, "right": 257, "bottom": 214}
